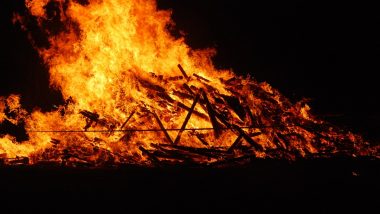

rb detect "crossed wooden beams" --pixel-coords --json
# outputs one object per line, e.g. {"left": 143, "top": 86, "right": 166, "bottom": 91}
{"left": 132, "top": 65, "right": 264, "bottom": 164}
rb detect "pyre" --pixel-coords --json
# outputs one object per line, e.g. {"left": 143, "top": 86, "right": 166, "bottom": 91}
{"left": 0, "top": 0, "right": 377, "bottom": 167}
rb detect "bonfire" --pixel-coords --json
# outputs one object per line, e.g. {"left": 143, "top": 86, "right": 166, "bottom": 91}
{"left": 0, "top": 0, "right": 378, "bottom": 167}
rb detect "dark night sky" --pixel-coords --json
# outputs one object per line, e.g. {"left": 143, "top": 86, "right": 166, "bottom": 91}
{"left": 0, "top": 0, "right": 379, "bottom": 141}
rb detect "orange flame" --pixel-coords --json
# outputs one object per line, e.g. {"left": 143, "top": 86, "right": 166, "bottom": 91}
{"left": 0, "top": 0, "right": 377, "bottom": 166}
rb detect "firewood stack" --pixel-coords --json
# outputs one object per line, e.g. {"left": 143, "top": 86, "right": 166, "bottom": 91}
{"left": 0, "top": 64, "right": 378, "bottom": 167}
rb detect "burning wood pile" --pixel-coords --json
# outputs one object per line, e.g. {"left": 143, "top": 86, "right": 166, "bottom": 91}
{"left": 0, "top": 0, "right": 378, "bottom": 167}
{"left": 1, "top": 64, "right": 377, "bottom": 167}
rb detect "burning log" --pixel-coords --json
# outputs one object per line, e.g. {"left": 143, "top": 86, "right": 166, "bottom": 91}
{"left": 80, "top": 110, "right": 99, "bottom": 130}
{"left": 7, "top": 156, "right": 30, "bottom": 165}
{"left": 232, "top": 124, "right": 263, "bottom": 151}
{"left": 158, "top": 144, "right": 227, "bottom": 159}
{"left": 275, "top": 132, "right": 290, "bottom": 149}
{"left": 80, "top": 110, "right": 99, "bottom": 121}
{"left": 177, "top": 64, "right": 190, "bottom": 80}
{"left": 195, "top": 134, "right": 209, "bottom": 146}
{"left": 209, "top": 155, "right": 255, "bottom": 167}
{"left": 150, "top": 144, "right": 195, "bottom": 162}
{"left": 173, "top": 91, "right": 202, "bottom": 144}
{"left": 138, "top": 78, "right": 166, "bottom": 93}
{"left": 79, "top": 110, "right": 117, "bottom": 132}
{"left": 157, "top": 92, "right": 176, "bottom": 103}
{"left": 176, "top": 102, "right": 209, "bottom": 120}
{"left": 245, "top": 105, "right": 257, "bottom": 127}
{"left": 202, "top": 91, "right": 222, "bottom": 138}
{"left": 151, "top": 111, "right": 174, "bottom": 144}
{"left": 183, "top": 83, "right": 195, "bottom": 96}
{"left": 120, "top": 110, "right": 136, "bottom": 130}
{"left": 50, "top": 138, "right": 60, "bottom": 145}
{"left": 139, "top": 146, "right": 160, "bottom": 164}
{"left": 193, "top": 73, "right": 210, "bottom": 82}
{"left": 227, "top": 134, "right": 243, "bottom": 153}
{"left": 166, "top": 76, "right": 184, "bottom": 81}
{"left": 172, "top": 90, "right": 194, "bottom": 100}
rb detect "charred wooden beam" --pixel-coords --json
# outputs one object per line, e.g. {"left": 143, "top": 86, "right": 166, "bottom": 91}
{"left": 151, "top": 111, "right": 174, "bottom": 144}
{"left": 177, "top": 64, "right": 190, "bottom": 80}
{"left": 193, "top": 73, "right": 210, "bottom": 82}
{"left": 167, "top": 76, "right": 184, "bottom": 81}
{"left": 139, "top": 146, "right": 160, "bottom": 164}
{"left": 276, "top": 132, "right": 290, "bottom": 149}
{"left": 80, "top": 110, "right": 99, "bottom": 121}
{"left": 213, "top": 109, "right": 232, "bottom": 129}
{"left": 120, "top": 110, "right": 136, "bottom": 130}
{"left": 138, "top": 78, "right": 165, "bottom": 93}
{"left": 50, "top": 138, "right": 60, "bottom": 145}
{"left": 7, "top": 157, "right": 29, "bottom": 165}
{"left": 176, "top": 102, "right": 209, "bottom": 120}
{"left": 80, "top": 110, "right": 99, "bottom": 130}
{"left": 150, "top": 144, "right": 194, "bottom": 162}
{"left": 212, "top": 108, "right": 262, "bottom": 151}
{"left": 202, "top": 91, "right": 222, "bottom": 138}
{"left": 151, "top": 149, "right": 188, "bottom": 161}
{"left": 225, "top": 87, "right": 240, "bottom": 97}
{"left": 245, "top": 105, "right": 256, "bottom": 127}
{"left": 156, "top": 92, "right": 176, "bottom": 103}
{"left": 183, "top": 83, "right": 194, "bottom": 96}
{"left": 232, "top": 124, "right": 263, "bottom": 151}
{"left": 159, "top": 143, "right": 225, "bottom": 153}
{"left": 209, "top": 155, "right": 255, "bottom": 167}
{"left": 196, "top": 134, "right": 209, "bottom": 146}
{"left": 203, "top": 83, "right": 219, "bottom": 94}
{"left": 172, "top": 90, "right": 194, "bottom": 100}
{"left": 174, "top": 91, "right": 202, "bottom": 144}
{"left": 227, "top": 134, "right": 243, "bottom": 153}
{"left": 248, "top": 132, "right": 262, "bottom": 138}
{"left": 159, "top": 144, "right": 226, "bottom": 158}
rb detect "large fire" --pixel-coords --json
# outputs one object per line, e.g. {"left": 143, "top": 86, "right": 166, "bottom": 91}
{"left": 0, "top": 0, "right": 378, "bottom": 166}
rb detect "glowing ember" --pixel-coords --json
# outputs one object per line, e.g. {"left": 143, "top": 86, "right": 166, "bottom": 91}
{"left": 0, "top": 0, "right": 378, "bottom": 167}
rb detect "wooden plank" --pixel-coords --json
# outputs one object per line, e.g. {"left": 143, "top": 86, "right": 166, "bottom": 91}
{"left": 202, "top": 91, "right": 222, "bottom": 138}
{"left": 213, "top": 109, "right": 263, "bottom": 151}
{"left": 176, "top": 102, "right": 209, "bottom": 120}
{"left": 139, "top": 146, "right": 160, "bottom": 164}
{"left": 159, "top": 144, "right": 225, "bottom": 158}
{"left": 138, "top": 78, "right": 165, "bottom": 93}
{"left": 183, "top": 83, "right": 194, "bottom": 96}
{"left": 245, "top": 105, "right": 256, "bottom": 127}
{"left": 196, "top": 134, "right": 209, "bottom": 146}
{"left": 151, "top": 111, "right": 174, "bottom": 144}
{"left": 193, "top": 73, "right": 210, "bottom": 82}
{"left": 227, "top": 134, "right": 243, "bottom": 153}
{"left": 120, "top": 110, "right": 136, "bottom": 130}
{"left": 177, "top": 64, "right": 190, "bottom": 80}
{"left": 232, "top": 124, "right": 263, "bottom": 151}
{"left": 173, "top": 90, "right": 202, "bottom": 144}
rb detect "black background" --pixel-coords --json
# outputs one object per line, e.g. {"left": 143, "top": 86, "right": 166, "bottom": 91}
{"left": 1, "top": 0, "right": 379, "bottom": 141}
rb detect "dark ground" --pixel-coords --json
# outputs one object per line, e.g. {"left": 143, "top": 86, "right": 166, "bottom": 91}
{"left": 0, "top": 158, "right": 379, "bottom": 213}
